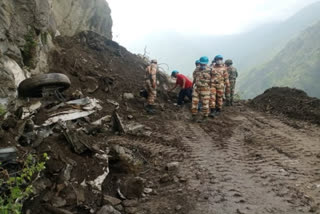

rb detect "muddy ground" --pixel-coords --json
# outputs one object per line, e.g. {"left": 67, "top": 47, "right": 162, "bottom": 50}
{"left": 1, "top": 32, "right": 320, "bottom": 214}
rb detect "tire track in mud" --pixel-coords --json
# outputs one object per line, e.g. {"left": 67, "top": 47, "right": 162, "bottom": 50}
{"left": 241, "top": 112, "right": 320, "bottom": 210}
{"left": 174, "top": 108, "right": 319, "bottom": 214}
{"left": 107, "top": 136, "right": 183, "bottom": 161}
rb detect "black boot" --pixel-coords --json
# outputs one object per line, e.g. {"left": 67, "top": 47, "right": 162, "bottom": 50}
{"left": 209, "top": 108, "right": 216, "bottom": 118}
{"left": 145, "top": 105, "right": 155, "bottom": 114}
{"left": 191, "top": 115, "right": 198, "bottom": 122}
{"left": 198, "top": 116, "right": 208, "bottom": 123}
{"left": 215, "top": 108, "right": 221, "bottom": 116}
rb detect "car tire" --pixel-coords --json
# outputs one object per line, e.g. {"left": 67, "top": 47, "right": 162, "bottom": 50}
{"left": 18, "top": 73, "right": 71, "bottom": 97}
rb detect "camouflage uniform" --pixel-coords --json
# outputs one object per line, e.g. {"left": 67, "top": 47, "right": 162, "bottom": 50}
{"left": 191, "top": 66, "right": 211, "bottom": 117}
{"left": 192, "top": 67, "right": 200, "bottom": 85}
{"left": 210, "top": 65, "right": 230, "bottom": 109}
{"left": 226, "top": 65, "right": 238, "bottom": 104}
{"left": 145, "top": 63, "right": 157, "bottom": 105}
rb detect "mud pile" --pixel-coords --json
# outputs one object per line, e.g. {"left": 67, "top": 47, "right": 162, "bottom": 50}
{"left": 50, "top": 31, "right": 146, "bottom": 101}
{"left": 250, "top": 87, "right": 320, "bottom": 124}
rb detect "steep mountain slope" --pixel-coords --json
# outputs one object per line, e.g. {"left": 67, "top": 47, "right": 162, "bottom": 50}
{"left": 239, "top": 21, "right": 320, "bottom": 98}
{"left": 127, "top": 2, "right": 320, "bottom": 76}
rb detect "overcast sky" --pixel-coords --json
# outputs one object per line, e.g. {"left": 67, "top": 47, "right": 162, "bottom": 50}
{"left": 108, "top": 0, "right": 319, "bottom": 49}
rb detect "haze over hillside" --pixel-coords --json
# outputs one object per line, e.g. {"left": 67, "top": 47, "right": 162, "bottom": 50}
{"left": 239, "top": 20, "right": 320, "bottom": 98}
{"left": 125, "top": 1, "right": 320, "bottom": 77}
{"left": 107, "top": 1, "right": 320, "bottom": 98}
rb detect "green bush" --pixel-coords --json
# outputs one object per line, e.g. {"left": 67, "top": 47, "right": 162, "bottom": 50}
{"left": 233, "top": 93, "right": 242, "bottom": 101}
{"left": 22, "top": 30, "right": 37, "bottom": 68}
{"left": 0, "top": 153, "right": 49, "bottom": 214}
{"left": 0, "top": 105, "right": 6, "bottom": 116}
{"left": 40, "top": 32, "right": 48, "bottom": 45}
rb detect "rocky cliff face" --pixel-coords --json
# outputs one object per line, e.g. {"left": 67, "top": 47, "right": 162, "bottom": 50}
{"left": 0, "top": 0, "right": 112, "bottom": 107}
{"left": 52, "top": 0, "right": 112, "bottom": 39}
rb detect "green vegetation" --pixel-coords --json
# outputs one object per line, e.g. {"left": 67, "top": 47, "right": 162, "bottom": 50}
{"left": 40, "top": 32, "right": 48, "bottom": 45}
{"left": 0, "top": 105, "right": 6, "bottom": 116}
{"left": 233, "top": 93, "right": 242, "bottom": 101}
{"left": 22, "top": 30, "right": 37, "bottom": 68}
{"left": 238, "top": 20, "right": 320, "bottom": 99}
{"left": 0, "top": 153, "right": 49, "bottom": 214}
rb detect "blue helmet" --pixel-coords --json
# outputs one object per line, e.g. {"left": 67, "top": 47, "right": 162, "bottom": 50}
{"left": 199, "top": 56, "right": 209, "bottom": 65}
{"left": 214, "top": 55, "right": 223, "bottom": 62}
{"left": 171, "top": 70, "right": 179, "bottom": 76}
{"left": 195, "top": 60, "right": 201, "bottom": 65}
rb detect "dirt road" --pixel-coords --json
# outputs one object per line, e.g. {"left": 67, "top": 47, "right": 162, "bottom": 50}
{"left": 43, "top": 32, "right": 320, "bottom": 213}
{"left": 163, "top": 104, "right": 320, "bottom": 214}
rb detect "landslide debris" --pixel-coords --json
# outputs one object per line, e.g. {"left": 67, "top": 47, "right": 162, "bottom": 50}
{"left": 0, "top": 31, "right": 189, "bottom": 214}
{"left": 250, "top": 87, "right": 320, "bottom": 124}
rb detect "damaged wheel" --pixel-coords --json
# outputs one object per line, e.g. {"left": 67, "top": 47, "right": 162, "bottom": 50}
{"left": 18, "top": 73, "right": 71, "bottom": 97}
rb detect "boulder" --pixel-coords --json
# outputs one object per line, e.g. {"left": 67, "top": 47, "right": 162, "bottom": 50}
{"left": 120, "top": 177, "right": 145, "bottom": 199}
{"left": 97, "top": 205, "right": 121, "bottom": 214}
{"left": 166, "top": 162, "right": 180, "bottom": 172}
{"left": 123, "top": 93, "right": 135, "bottom": 99}
{"left": 103, "top": 195, "right": 122, "bottom": 206}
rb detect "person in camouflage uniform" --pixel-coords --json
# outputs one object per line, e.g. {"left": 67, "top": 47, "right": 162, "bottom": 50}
{"left": 194, "top": 59, "right": 202, "bottom": 112}
{"left": 195, "top": 59, "right": 200, "bottom": 69}
{"left": 209, "top": 55, "right": 230, "bottom": 117}
{"left": 144, "top": 59, "right": 158, "bottom": 114}
{"left": 225, "top": 59, "right": 238, "bottom": 106}
{"left": 191, "top": 56, "right": 211, "bottom": 122}
{"left": 192, "top": 60, "right": 201, "bottom": 86}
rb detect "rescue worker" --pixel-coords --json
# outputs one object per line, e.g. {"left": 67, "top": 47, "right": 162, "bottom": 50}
{"left": 193, "top": 60, "right": 201, "bottom": 85}
{"left": 195, "top": 59, "right": 201, "bottom": 68}
{"left": 225, "top": 59, "right": 238, "bottom": 106}
{"left": 194, "top": 59, "right": 202, "bottom": 111}
{"left": 191, "top": 56, "right": 211, "bottom": 122}
{"left": 209, "top": 55, "right": 230, "bottom": 117}
{"left": 210, "top": 59, "right": 215, "bottom": 67}
{"left": 144, "top": 59, "right": 158, "bottom": 114}
{"left": 169, "top": 70, "right": 193, "bottom": 106}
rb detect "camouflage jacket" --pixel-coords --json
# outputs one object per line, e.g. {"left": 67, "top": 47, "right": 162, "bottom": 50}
{"left": 193, "top": 66, "right": 211, "bottom": 88}
{"left": 226, "top": 66, "right": 238, "bottom": 81}
{"left": 210, "top": 65, "right": 230, "bottom": 86}
{"left": 192, "top": 67, "right": 200, "bottom": 81}
{"left": 145, "top": 64, "right": 157, "bottom": 85}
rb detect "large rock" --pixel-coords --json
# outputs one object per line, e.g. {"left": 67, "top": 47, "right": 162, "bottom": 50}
{"left": 109, "top": 145, "right": 143, "bottom": 174}
{"left": 52, "top": 0, "right": 112, "bottom": 39}
{"left": 103, "top": 195, "right": 122, "bottom": 206}
{"left": 0, "top": 56, "right": 27, "bottom": 99}
{"left": 0, "top": 0, "right": 112, "bottom": 53}
{"left": 97, "top": 205, "right": 121, "bottom": 214}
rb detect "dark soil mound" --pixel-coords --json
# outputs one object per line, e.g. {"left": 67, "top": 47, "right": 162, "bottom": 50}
{"left": 250, "top": 87, "right": 320, "bottom": 124}
{"left": 49, "top": 31, "right": 147, "bottom": 101}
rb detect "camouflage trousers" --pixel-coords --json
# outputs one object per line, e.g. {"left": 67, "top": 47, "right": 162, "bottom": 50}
{"left": 210, "top": 83, "right": 224, "bottom": 109}
{"left": 230, "top": 80, "right": 236, "bottom": 102}
{"left": 191, "top": 86, "right": 210, "bottom": 117}
{"left": 145, "top": 81, "right": 157, "bottom": 105}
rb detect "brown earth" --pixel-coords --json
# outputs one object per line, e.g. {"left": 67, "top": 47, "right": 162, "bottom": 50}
{"left": 1, "top": 32, "right": 320, "bottom": 214}
{"left": 250, "top": 87, "right": 320, "bottom": 125}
